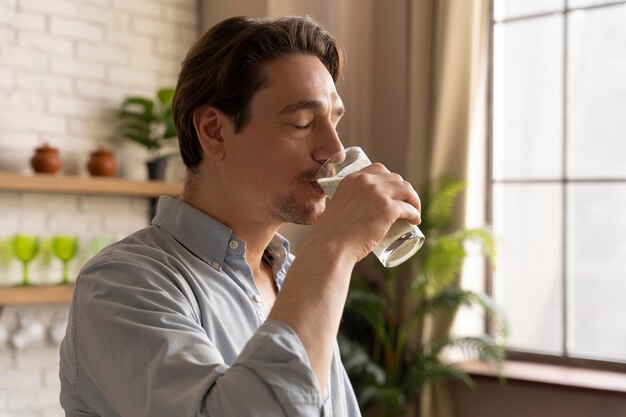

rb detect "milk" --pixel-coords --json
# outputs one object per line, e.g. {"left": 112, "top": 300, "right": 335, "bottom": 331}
{"left": 316, "top": 177, "right": 342, "bottom": 197}
{"left": 316, "top": 177, "right": 424, "bottom": 267}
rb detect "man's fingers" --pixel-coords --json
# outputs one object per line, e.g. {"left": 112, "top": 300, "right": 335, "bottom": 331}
{"left": 397, "top": 201, "right": 422, "bottom": 225}
{"left": 343, "top": 164, "right": 422, "bottom": 223}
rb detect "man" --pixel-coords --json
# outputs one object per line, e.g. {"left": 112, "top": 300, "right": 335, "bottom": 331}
{"left": 60, "top": 16, "right": 421, "bottom": 417}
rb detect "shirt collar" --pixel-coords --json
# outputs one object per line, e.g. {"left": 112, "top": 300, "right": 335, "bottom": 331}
{"left": 151, "top": 196, "right": 291, "bottom": 274}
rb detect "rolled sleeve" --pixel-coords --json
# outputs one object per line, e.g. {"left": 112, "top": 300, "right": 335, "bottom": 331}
{"left": 233, "top": 320, "right": 323, "bottom": 406}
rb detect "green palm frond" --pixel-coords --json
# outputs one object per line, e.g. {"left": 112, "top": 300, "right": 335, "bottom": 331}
{"left": 338, "top": 333, "right": 386, "bottom": 385}
{"left": 397, "top": 289, "right": 499, "bottom": 361}
{"left": 409, "top": 227, "right": 494, "bottom": 300}
{"left": 451, "top": 335, "right": 504, "bottom": 365}
{"left": 421, "top": 178, "right": 465, "bottom": 233}
{"left": 344, "top": 286, "right": 392, "bottom": 353}
{"left": 413, "top": 288, "right": 487, "bottom": 320}
{"left": 404, "top": 357, "right": 474, "bottom": 398}
{"left": 360, "top": 385, "right": 406, "bottom": 417}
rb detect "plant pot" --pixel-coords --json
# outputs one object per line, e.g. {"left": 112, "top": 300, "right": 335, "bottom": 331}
{"left": 146, "top": 158, "right": 167, "bottom": 180}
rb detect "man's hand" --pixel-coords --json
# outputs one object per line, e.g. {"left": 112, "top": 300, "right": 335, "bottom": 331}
{"left": 311, "top": 162, "right": 422, "bottom": 264}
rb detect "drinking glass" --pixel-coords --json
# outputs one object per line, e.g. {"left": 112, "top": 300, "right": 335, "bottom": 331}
{"left": 316, "top": 147, "right": 425, "bottom": 268}
{"left": 12, "top": 235, "right": 40, "bottom": 286}
{"left": 0, "top": 237, "right": 14, "bottom": 286}
{"left": 52, "top": 235, "right": 78, "bottom": 285}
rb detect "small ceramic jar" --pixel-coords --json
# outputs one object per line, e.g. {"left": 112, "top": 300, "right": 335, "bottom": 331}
{"left": 87, "top": 148, "right": 116, "bottom": 177}
{"left": 31, "top": 144, "right": 62, "bottom": 174}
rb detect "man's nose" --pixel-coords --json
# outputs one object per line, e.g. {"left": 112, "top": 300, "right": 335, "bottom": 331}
{"left": 313, "top": 121, "right": 343, "bottom": 163}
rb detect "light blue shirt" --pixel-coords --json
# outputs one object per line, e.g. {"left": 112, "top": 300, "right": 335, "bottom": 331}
{"left": 59, "top": 196, "right": 361, "bottom": 417}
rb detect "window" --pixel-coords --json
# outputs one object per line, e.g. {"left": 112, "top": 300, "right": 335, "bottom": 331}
{"left": 490, "top": 0, "right": 626, "bottom": 368}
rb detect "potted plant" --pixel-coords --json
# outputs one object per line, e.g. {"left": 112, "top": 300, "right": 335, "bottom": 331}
{"left": 339, "top": 178, "right": 507, "bottom": 417}
{"left": 118, "top": 87, "right": 177, "bottom": 180}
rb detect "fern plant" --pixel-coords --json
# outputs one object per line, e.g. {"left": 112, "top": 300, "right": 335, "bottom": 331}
{"left": 339, "top": 178, "right": 506, "bottom": 417}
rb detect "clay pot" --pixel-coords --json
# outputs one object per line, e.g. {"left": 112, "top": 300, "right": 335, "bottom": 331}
{"left": 87, "top": 148, "right": 116, "bottom": 177}
{"left": 31, "top": 144, "right": 62, "bottom": 174}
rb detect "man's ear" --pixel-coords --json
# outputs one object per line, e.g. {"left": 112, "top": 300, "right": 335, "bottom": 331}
{"left": 192, "top": 105, "right": 229, "bottom": 160}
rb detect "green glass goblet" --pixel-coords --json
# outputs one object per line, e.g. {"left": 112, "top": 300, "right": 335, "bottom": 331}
{"left": 12, "top": 235, "right": 40, "bottom": 286}
{"left": 52, "top": 235, "right": 78, "bottom": 285}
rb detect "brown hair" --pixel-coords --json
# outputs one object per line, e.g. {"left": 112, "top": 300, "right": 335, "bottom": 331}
{"left": 172, "top": 16, "right": 345, "bottom": 170}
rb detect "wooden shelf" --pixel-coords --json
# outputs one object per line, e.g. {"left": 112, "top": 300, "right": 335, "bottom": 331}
{"left": 0, "top": 285, "right": 74, "bottom": 306}
{"left": 0, "top": 172, "right": 183, "bottom": 306}
{"left": 0, "top": 172, "right": 183, "bottom": 197}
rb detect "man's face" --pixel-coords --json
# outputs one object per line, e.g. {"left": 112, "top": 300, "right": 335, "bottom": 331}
{"left": 220, "top": 54, "right": 345, "bottom": 226}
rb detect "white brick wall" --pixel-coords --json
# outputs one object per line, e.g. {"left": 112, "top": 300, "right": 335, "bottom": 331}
{"left": 0, "top": 0, "right": 200, "bottom": 414}
{"left": 0, "top": 0, "right": 198, "bottom": 179}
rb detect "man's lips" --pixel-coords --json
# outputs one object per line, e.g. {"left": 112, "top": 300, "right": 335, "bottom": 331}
{"left": 310, "top": 180, "right": 326, "bottom": 197}
{"left": 299, "top": 167, "right": 326, "bottom": 197}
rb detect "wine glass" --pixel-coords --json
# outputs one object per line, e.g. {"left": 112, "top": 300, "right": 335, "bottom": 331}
{"left": 12, "top": 235, "right": 40, "bottom": 286}
{"left": 52, "top": 235, "right": 78, "bottom": 285}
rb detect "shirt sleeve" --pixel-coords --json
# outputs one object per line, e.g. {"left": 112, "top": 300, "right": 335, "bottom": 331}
{"left": 60, "top": 258, "right": 325, "bottom": 417}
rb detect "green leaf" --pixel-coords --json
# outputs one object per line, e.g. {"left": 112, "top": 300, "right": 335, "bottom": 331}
{"left": 120, "top": 123, "right": 151, "bottom": 135}
{"left": 444, "top": 335, "right": 505, "bottom": 370}
{"left": 419, "top": 178, "right": 464, "bottom": 232}
{"left": 360, "top": 385, "right": 406, "bottom": 417}
{"left": 415, "top": 227, "right": 494, "bottom": 295}
{"left": 121, "top": 97, "right": 154, "bottom": 117}
{"left": 404, "top": 358, "right": 474, "bottom": 399}
{"left": 338, "top": 334, "right": 386, "bottom": 385}
{"left": 119, "top": 110, "right": 153, "bottom": 124}
{"left": 164, "top": 119, "right": 177, "bottom": 139}
{"left": 416, "top": 289, "right": 480, "bottom": 317}
{"left": 157, "top": 88, "right": 175, "bottom": 105}
{"left": 123, "top": 133, "right": 158, "bottom": 150}
{"left": 344, "top": 287, "right": 391, "bottom": 350}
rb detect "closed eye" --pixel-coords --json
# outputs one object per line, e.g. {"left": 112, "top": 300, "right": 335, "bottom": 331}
{"left": 294, "top": 123, "right": 313, "bottom": 130}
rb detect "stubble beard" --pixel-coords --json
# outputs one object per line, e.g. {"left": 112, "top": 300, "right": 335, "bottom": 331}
{"left": 268, "top": 168, "right": 326, "bottom": 225}
{"left": 273, "top": 191, "right": 325, "bottom": 225}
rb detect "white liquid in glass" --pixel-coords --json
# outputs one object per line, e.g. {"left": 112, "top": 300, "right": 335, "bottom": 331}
{"left": 316, "top": 177, "right": 424, "bottom": 267}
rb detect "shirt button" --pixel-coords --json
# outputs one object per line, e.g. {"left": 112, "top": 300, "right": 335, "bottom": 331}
{"left": 251, "top": 294, "right": 262, "bottom": 304}
{"left": 210, "top": 260, "right": 220, "bottom": 269}
{"left": 229, "top": 240, "right": 239, "bottom": 250}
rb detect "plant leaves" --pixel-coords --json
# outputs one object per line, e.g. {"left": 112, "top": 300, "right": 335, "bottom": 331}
{"left": 119, "top": 110, "right": 152, "bottom": 124}
{"left": 422, "top": 178, "right": 465, "bottom": 233}
{"left": 118, "top": 88, "right": 177, "bottom": 151}
{"left": 121, "top": 97, "right": 154, "bottom": 118}
{"left": 338, "top": 177, "right": 508, "bottom": 415}
{"left": 442, "top": 335, "right": 505, "bottom": 370}
{"left": 404, "top": 358, "right": 474, "bottom": 399}
{"left": 122, "top": 133, "right": 159, "bottom": 150}
{"left": 338, "top": 333, "right": 386, "bottom": 385}
{"left": 157, "top": 88, "right": 175, "bottom": 105}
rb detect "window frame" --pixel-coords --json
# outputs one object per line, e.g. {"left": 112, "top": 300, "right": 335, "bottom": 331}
{"left": 486, "top": 0, "right": 626, "bottom": 373}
